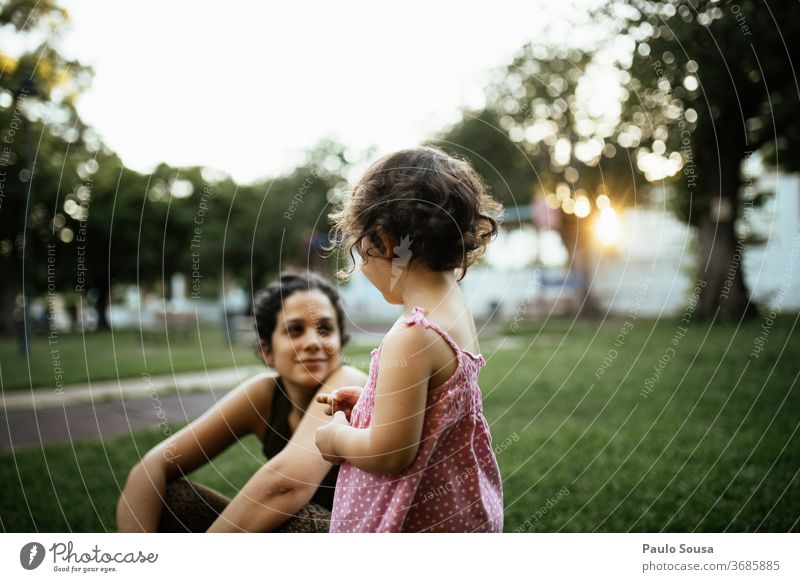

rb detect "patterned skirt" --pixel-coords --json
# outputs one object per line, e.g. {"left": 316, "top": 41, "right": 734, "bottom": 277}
{"left": 157, "top": 479, "right": 331, "bottom": 533}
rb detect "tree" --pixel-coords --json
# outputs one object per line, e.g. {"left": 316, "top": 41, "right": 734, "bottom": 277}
{"left": 608, "top": 0, "right": 800, "bottom": 320}
{"left": 154, "top": 140, "right": 352, "bottom": 310}
{"left": 233, "top": 140, "right": 351, "bottom": 300}
{"left": 0, "top": 0, "right": 95, "bottom": 335}
{"left": 58, "top": 158, "right": 201, "bottom": 329}
{"left": 437, "top": 48, "right": 645, "bottom": 318}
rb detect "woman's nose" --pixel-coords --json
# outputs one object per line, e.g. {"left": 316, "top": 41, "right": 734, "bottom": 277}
{"left": 303, "top": 329, "right": 324, "bottom": 350}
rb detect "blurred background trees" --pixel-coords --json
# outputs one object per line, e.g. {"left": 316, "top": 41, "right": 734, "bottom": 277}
{"left": 0, "top": 0, "right": 95, "bottom": 334}
{"left": 434, "top": 0, "right": 799, "bottom": 322}
{"left": 2, "top": 0, "right": 798, "bottom": 335}
{"left": 435, "top": 48, "right": 646, "bottom": 318}
{"left": 0, "top": 0, "right": 351, "bottom": 335}
{"left": 611, "top": 0, "right": 800, "bottom": 321}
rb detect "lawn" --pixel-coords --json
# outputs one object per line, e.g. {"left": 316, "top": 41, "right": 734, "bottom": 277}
{"left": 0, "top": 326, "right": 258, "bottom": 391}
{"left": 1, "top": 314, "right": 798, "bottom": 532}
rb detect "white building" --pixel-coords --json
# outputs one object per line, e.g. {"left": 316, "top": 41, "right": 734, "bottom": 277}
{"left": 589, "top": 174, "right": 800, "bottom": 316}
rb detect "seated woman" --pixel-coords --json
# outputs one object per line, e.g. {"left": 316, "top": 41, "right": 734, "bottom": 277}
{"left": 116, "top": 271, "right": 367, "bottom": 532}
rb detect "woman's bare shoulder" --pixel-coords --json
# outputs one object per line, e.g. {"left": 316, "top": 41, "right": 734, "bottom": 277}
{"left": 319, "top": 364, "right": 368, "bottom": 392}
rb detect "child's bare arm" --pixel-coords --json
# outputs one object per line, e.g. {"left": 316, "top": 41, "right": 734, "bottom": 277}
{"left": 316, "top": 326, "right": 431, "bottom": 474}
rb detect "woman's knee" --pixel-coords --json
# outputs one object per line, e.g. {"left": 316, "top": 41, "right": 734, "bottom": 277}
{"left": 158, "top": 480, "right": 230, "bottom": 533}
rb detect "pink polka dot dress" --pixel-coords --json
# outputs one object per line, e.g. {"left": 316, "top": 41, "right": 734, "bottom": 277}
{"left": 330, "top": 306, "right": 504, "bottom": 532}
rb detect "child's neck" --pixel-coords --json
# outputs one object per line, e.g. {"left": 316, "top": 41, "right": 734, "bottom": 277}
{"left": 397, "top": 267, "right": 458, "bottom": 314}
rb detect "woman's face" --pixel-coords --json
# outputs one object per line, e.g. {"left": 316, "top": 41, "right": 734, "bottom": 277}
{"left": 261, "top": 290, "right": 342, "bottom": 388}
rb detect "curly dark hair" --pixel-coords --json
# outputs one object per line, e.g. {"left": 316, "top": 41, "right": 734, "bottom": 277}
{"left": 253, "top": 271, "right": 350, "bottom": 353}
{"left": 327, "top": 146, "right": 503, "bottom": 282}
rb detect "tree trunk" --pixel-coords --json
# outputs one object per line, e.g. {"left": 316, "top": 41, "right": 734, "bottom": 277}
{"left": 95, "top": 281, "right": 111, "bottom": 330}
{"left": 559, "top": 215, "right": 602, "bottom": 319}
{"left": 695, "top": 152, "right": 760, "bottom": 323}
{"left": 696, "top": 211, "right": 759, "bottom": 322}
{"left": 0, "top": 262, "right": 17, "bottom": 337}
{"left": 575, "top": 244, "right": 602, "bottom": 319}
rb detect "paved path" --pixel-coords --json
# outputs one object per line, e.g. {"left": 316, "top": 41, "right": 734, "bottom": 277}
{"left": 0, "top": 366, "right": 261, "bottom": 453}
{"left": 0, "top": 321, "right": 507, "bottom": 454}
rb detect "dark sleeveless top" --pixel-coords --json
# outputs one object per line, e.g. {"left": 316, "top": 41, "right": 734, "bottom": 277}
{"left": 261, "top": 377, "right": 339, "bottom": 510}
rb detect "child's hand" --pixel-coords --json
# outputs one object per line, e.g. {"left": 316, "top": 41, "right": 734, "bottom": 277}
{"left": 316, "top": 386, "right": 362, "bottom": 421}
{"left": 315, "top": 411, "right": 349, "bottom": 465}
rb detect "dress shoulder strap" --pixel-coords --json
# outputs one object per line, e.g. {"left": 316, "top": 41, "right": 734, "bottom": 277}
{"left": 403, "top": 306, "right": 486, "bottom": 365}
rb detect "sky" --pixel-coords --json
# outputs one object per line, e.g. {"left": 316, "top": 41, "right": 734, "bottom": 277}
{"left": 53, "top": 0, "right": 593, "bottom": 184}
{"left": 6, "top": 2, "right": 790, "bottom": 275}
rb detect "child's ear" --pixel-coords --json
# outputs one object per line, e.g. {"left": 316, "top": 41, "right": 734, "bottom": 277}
{"left": 377, "top": 231, "right": 397, "bottom": 259}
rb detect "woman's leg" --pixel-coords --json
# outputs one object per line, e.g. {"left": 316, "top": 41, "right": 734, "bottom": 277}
{"left": 157, "top": 480, "right": 330, "bottom": 532}
{"left": 274, "top": 503, "right": 331, "bottom": 533}
{"left": 157, "top": 480, "right": 231, "bottom": 533}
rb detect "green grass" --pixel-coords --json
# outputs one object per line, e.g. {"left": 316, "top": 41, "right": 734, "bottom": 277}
{"left": 0, "top": 426, "right": 265, "bottom": 532}
{"left": 1, "top": 314, "right": 798, "bottom": 532}
{"left": 0, "top": 326, "right": 259, "bottom": 391}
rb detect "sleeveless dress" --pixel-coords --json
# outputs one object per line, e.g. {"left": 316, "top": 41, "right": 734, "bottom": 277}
{"left": 329, "top": 306, "right": 504, "bottom": 532}
{"left": 263, "top": 376, "right": 339, "bottom": 510}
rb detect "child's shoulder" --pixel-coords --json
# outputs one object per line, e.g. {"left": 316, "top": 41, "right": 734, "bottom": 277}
{"left": 383, "top": 315, "right": 438, "bottom": 352}
{"left": 381, "top": 309, "right": 458, "bottom": 363}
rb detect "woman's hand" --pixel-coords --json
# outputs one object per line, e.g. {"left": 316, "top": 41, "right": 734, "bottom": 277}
{"left": 316, "top": 386, "right": 362, "bottom": 421}
{"left": 315, "top": 411, "right": 349, "bottom": 464}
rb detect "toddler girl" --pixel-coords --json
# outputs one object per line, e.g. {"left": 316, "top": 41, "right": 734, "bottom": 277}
{"left": 315, "top": 146, "right": 504, "bottom": 532}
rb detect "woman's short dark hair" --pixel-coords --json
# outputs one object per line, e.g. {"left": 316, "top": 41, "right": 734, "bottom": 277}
{"left": 253, "top": 271, "right": 350, "bottom": 353}
{"left": 327, "top": 145, "right": 503, "bottom": 282}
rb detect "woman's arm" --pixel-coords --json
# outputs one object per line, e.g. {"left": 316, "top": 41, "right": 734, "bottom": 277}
{"left": 207, "top": 365, "right": 367, "bottom": 532}
{"left": 316, "top": 327, "right": 432, "bottom": 475}
{"left": 116, "top": 372, "right": 275, "bottom": 532}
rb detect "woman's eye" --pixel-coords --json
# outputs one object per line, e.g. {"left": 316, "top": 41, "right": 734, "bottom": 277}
{"left": 288, "top": 326, "right": 303, "bottom": 336}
